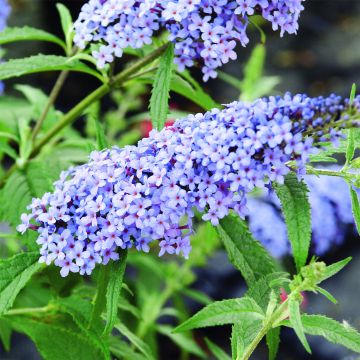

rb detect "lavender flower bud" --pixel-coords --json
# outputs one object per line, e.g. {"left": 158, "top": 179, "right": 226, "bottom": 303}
{"left": 74, "top": 0, "right": 305, "bottom": 81}
{"left": 18, "top": 93, "right": 360, "bottom": 276}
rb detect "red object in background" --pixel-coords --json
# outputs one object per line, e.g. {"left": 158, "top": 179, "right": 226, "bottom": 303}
{"left": 140, "top": 119, "right": 175, "bottom": 138}
{"left": 280, "top": 288, "right": 308, "bottom": 309}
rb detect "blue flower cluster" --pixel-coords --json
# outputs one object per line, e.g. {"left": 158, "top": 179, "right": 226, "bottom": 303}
{"left": 74, "top": 0, "right": 305, "bottom": 81}
{"left": 248, "top": 172, "right": 358, "bottom": 257}
{"left": 18, "top": 93, "right": 359, "bottom": 276}
{"left": 0, "top": 0, "right": 10, "bottom": 94}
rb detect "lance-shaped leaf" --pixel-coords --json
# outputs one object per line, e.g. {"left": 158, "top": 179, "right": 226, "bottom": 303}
{"left": 173, "top": 297, "right": 264, "bottom": 333}
{"left": 274, "top": 173, "right": 311, "bottom": 271}
{"left": 218, "top": 214, "right": 277, "bottom": 285}
{"left": 149, "top": 44, "right": 174, "bottom": 130}
{"left": 0, "top": 252, "right": 42, "bottom": 315}
{"left": 0, "top": 26, "right": 65, "bottom": 49}
{"left": 0, "top": 55, "right": 102, "bottom": 81}
{"left": 288, "top": 299, "right": 311, "bottom": 353}
{"left": 283, "top": 314, "right": 360, "bottom": 353}
{"left": 350, "top": 187, "right": 360, "bottom": 234}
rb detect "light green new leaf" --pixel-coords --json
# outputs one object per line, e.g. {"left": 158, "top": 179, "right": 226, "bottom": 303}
{"left": 284, "top": 314, "right": 360, "bottom": 353}
{"left": 205, "top": 338, "right": 231, "bottom": 360}
{"left": 319, "top": 257, "right": 351, "bottom": 282}
{"left": 274, "top": 173, "right": 311, "bottom": 271}
{"left": 289, "top": 299, "right": 311, "bottom": 353}
{"left": 0, "top": 26, "right": 65, "bottom": 50}
{"left": 173, "top": 297, "right": 264, "bottom": 333}
{"left": 0, "top": 252, "right": 42, "bottom": 315}
{"left": 218, "top": 214, "right": 277, "bottom": 285}
{"left": 0, "top": 55, "right": 101, "bottom": 81}
{"left": 109, "top": 337, "right": 145, "bottom": 360}
{"left": 350, "top": 187, "right": 360, "bottom": 234}
{"left": 56, "top": 3, "right": 74, "bottom": 50}
{"left": 103, "top": 250, "right": 128, "bottom": 335}
{"left": 149, "top": 44, "right": 174, "bottom": 130}
{"left": 9, "top": 316, "right": 108, "bottom": 360}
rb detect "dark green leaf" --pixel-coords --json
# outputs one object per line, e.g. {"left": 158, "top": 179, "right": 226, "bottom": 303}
{"left": 0, "top": 55, "right": 101, "bottom": 81}
{"left": 283, "top": 314, "right": 360, "bottom": 353}
{"left": 274, "top": 173, "right": 311, "bottom": 271}
{"left": 149, "top": 44, "right": 174, "bottom": 130}
{"left": 266, "top": 327, "right": 280, "bottom": 360}
{"left": 9, "top": 316, "right": 108, "bottom": 360}
{"left": 350, "top": 187, "right": 360, "bottom": 234}
{"left": 0, "top": 26, "right": 65, "bottom": 49}
{"left": 218, "top": 213, "right": 277, "bottom": 285}
{"left": 346, "top": 129, "right": 355, "bottom": 165}
{"left": 174, "top": 297, "right": 264, "bottom": 333}
{"left": 289, "top": 299, "right": 311, "bottom": 353}
{"left": 103, "top": 250, "right": 128, "bottom": 335}
{"left": 0, "top": 252, "right": 42, "bottom": 315}
{"left": 205, "top": 338, "right": 231, "bottom": 360}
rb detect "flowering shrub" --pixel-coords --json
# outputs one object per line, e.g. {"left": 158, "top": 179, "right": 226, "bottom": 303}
{"left": 74, "top": 0, "right": 304, "bottom": 80}
{"left": 0, "top": 2, "right": 359, "bottom": 360}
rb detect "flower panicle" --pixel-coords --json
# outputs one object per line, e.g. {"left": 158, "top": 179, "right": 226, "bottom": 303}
{"left": 17, "top": 92, "right": 360, "bottom": 277}
{"left": 74, "top": 0, "right": 305, "bottom": 81}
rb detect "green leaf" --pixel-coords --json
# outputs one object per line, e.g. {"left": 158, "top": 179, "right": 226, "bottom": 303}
{"left": 274, "top": 173, "right": 311, "bottom": 271}
{"left": 172, "top": 71, "right": 219, "bottom": 110}
{"left": 284, "top": 314, "right": 360, "bottom": 353}
{"left": 173, "top": 297, "right": 264, "bottom": 333}
{"left": 315, "top": 286, "right": 337, "bottom": 304}
{"left": 109, "top": 337, "right": 145, "bottom": 360}
{"left": 157, "top": 324, "right": 206, "bottom": 358}
{"left": 56, "top": 3, "right": 74, "bottom": 51}
{"left": 205, "top": 338, "right": 231, "bottom": 360}
{"left": 0, "top": 319, "right": 11, "bottom": 351}
{"left": 320, "top": 257, "right": 352, "bottom": 282}
{"left": 149, "top": 44, "right": 174, "bottom": 130}
{"left": 114, "top": 322, "right": 155, "bottom": 360}
{"left": 0, "top": 160, "right": 63, "bottom": 249}
{"left": 240, "top": 44, "right": 266, "bottom": 101}
{"left": 181, "top": 288, "right": 212, "bottom": 305}
{"left": 55, "top": 295, "right": 109, "bottom": 358}
{"left": 349, "top": 83, "right": 357, "bottom": 105}
{"left": 0, "top": 252, "right": 42, "bottom": 315}
{"left": 94, "top": 118, "right": 109, "bottom": 150}
{"left": 288, "top": 299, "right": 311, "bottom": 353}
{"left": 9, "top": 316, "right": 108, "bottom": 360}
{"left": 0, "top": 55, "right": 101, "bottom": 81}
{"left": 0, "top": 26, "right": 65, "bottom": 49}
{"left": 218, "top": 213, "right": 277, "bottom": 285}
{"left": 350, "top": 187, "right": 360, "bottom": 234}
{"left": 231, "top": 321, "right": 263, "bottom": 359}
{"left": 266, "top": 327, "right": 280, "bottom": 360}
{"left": 103, "top": 250, "right": 128, "bottom": 335}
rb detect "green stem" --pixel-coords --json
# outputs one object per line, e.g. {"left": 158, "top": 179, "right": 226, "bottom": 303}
{"left": 31, "top": 44, "right": 168, "bottom": 158}
{"left": 240, "top": 282, "right": 304, "bottom": 360}
{"left": 31, "top": 69, "right": 70, "bottom": 142}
